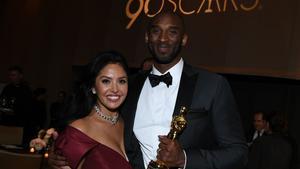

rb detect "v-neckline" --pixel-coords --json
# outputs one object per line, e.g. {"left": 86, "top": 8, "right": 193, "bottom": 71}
{"left": 66, "top": 125, "right": 129, "bottom": 162}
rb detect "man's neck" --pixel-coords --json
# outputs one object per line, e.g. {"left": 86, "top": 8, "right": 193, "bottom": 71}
{"left": 153, "top": 57, "right": 182, "bottom": 74}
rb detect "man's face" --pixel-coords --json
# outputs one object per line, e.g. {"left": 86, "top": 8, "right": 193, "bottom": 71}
{"left": 146, "top": 13, "right": 187, "bottom": 64}
{"left": 8, "top": 70, "right": 23, "bottom": 85}
{"left": 253, "top": 113, "right": 267, "bottom": 131}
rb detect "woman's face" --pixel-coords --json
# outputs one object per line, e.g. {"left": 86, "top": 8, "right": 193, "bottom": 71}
{"left": 93, "top": 63, "right": 128, "bottom": 112}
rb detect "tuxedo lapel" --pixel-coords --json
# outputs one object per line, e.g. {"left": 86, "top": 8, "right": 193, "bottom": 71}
{"left": 173, "top": 64, "right": 197, "bottom": 116}
{"left": 125, "top": 71, "right": 149, "bottom": 133}
{"left": 122, "top": 71, "right": 149, "bottom": 169}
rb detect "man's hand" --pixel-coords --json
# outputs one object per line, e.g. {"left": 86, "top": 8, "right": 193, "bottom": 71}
{"left": 46, "top": 131, "right": 71, "bottom": 169}
{"left": 157, "top": 135, "right": 185, "bottom": 168}
{"left": 48, "top": 149, "right": 70, "bottom": 169}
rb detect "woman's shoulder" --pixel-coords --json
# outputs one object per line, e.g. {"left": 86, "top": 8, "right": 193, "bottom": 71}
{"left": 55, "top": 125, "right": 98, "bottom": 156}
{"left": 56, "top": 119, "right": 97, "bottom": 147}
{"left": 55, "top": 125, "right": 97, "bottom": 169}
{"left": 56, "top": 125, "right": 85, "bottom": 144}
{"left": 69, "top": 118, "right": 87, "bottom": 131}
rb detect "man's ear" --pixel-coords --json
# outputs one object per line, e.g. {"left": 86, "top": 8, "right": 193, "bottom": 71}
{"left": 181, "top": 34, "right": 188, "bottom": 46}
{"left": 145, "top": 32, "right": 149, "bottom": 43}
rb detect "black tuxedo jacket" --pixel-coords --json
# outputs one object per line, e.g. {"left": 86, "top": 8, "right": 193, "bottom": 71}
{"left": 121, "top": 63, "right": 248, "bottom": 169}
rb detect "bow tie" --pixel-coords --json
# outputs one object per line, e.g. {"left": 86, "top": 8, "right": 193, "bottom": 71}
{"left": 148, "top": 72, "right": 173, "bottom": 88}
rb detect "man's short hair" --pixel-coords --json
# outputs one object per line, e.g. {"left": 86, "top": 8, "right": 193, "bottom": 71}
{"left": 146, "top": 10, "right": 186, "bottom": 34}
{"left": 8, "top": 65, "right": 23, "bottom": 74}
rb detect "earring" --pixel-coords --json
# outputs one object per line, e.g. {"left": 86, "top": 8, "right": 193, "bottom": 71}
{"left": 91, "top": 88, "right": 96, "bottom": 94}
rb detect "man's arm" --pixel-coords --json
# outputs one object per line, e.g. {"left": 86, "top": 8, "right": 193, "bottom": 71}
{"left": 48, "top": 151, "right": 70, "bottom": 169}
{"left": 185, "top": 77, "right": 248, "bottom": 169}
{"left": 157, "top": 76, "right": 247, "bottom": 169}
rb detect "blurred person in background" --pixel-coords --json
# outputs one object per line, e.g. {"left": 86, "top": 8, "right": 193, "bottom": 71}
{"left": 32, "top": 88, "right": 48, "bottom": 130}
{"left": 247, "top": 112, "right": 293, "bottom": 169}
{"left": 140, "top": 57, "right": 154, "bottom": 71}
{"left": 0, "top": 65, "right": 33, "bottom": 146}
{"left": 246, "top": 111, "right": 270, "bottom": 146}
{"left": 50, "top": 90, "right": 68, "bottom": 128}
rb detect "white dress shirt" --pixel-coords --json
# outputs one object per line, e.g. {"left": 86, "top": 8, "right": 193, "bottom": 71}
{"left": 252, "top": 129, "right": 265, "bottom": 141}
{"left": 133, "top": 58, "right": 184, "bottom": 168}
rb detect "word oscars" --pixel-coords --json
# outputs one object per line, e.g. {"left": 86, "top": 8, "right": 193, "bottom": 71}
{"left": 125, "top": 0, "right": 261, "bottom": 29}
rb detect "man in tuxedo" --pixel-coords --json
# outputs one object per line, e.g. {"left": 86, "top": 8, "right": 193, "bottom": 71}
{"left": 253, "top": 112, "right": 269, "bottom": 137}
{"left": 247, "top": 113, "right": 292, "bottom": 169}
{"left": 48, "top": 11, "right": 247, "bottom": 169}
{"left": 122, "top": 11, "right": 247, "bottom": 169}
{"left": 247, "top": 111, "right": 269, "bottom": 146}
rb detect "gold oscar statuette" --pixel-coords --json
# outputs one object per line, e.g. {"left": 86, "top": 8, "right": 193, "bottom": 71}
{"left": 147, "top": 106, "right": 188, "bottom": 169}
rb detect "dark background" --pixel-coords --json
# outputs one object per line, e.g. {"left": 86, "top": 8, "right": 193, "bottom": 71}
{"left": 225, "top": 74, "right": 300, "bottom": 169}
{"left": 0, "top": 1, "right": 299, "bottom": 168}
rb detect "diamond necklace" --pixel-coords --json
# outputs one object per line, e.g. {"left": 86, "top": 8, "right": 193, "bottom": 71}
{"left": 94, "top": 105, "right": 119, "bottom": 125}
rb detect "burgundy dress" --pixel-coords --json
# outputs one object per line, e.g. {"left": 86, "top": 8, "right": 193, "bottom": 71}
{"left": 55, "top": 126, "right": 132, "bottom": 169}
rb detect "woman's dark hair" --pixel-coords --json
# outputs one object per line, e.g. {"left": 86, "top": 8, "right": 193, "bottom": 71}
{"left": 60, "top": 51, "right": 129, "bottom": 128}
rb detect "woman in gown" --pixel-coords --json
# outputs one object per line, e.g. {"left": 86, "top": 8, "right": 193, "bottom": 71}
{"left": 30, "top": 51, "right": 132, "bottom": 169}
